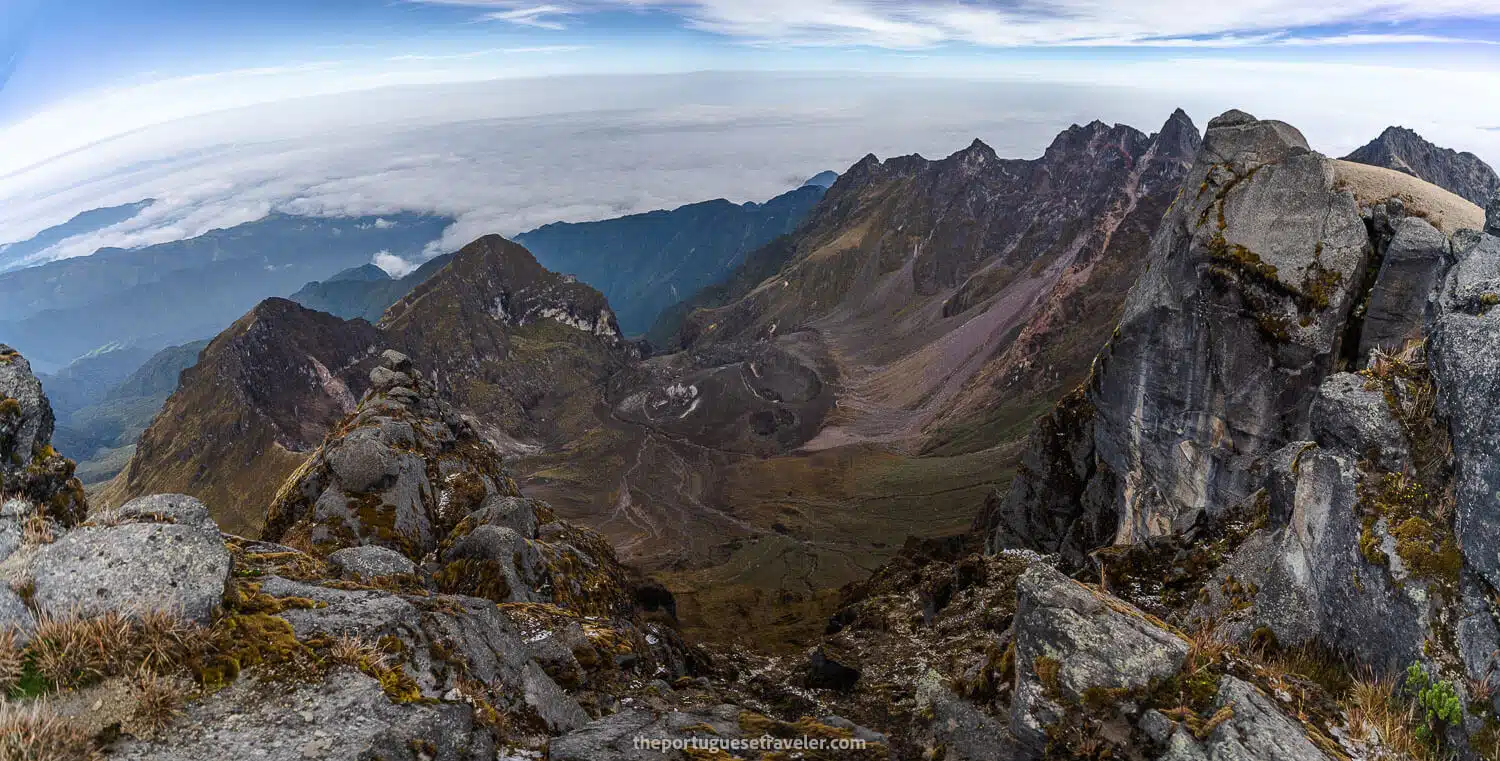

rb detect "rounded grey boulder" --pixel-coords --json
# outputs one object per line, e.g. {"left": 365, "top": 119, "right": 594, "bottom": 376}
{"left": 329, "top": 545, "right": 417, "bottom": 581}
{"left": 30, "top": 522, "right": 232, "bottom": 622}
{"left": 95, "top": 493, "right": 218, "bottom": 531}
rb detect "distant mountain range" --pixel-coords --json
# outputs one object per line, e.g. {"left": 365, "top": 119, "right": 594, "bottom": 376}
{"left": 0, "top": 211, "right": 452, "bottom": 371}
{"left": 284, "top": 180, "right": 833, "bottom": 336}
{"left": 515, "top": 182, "right": 828, "bottom": 334}
{"left": 288, "top": 256, "right": 455, "bottom": 323}
{"left": 0, "top": 198, "right": 156, "bottom": 273}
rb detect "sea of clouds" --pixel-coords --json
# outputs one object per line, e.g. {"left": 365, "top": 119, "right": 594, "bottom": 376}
{"left": 2, "top": 66, "right": 1496, "bottom": 274}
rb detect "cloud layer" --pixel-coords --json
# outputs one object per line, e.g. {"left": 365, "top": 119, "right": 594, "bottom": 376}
{"left": 2, "top": 68, "right": 1498, "bottom": 274}
{"left": 432, "top": 0, "right": 1500, "bottom": 47}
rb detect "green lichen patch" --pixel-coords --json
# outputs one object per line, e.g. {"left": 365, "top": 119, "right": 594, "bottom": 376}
{"left": 433, "top": 558, "right": 512, "bottom": 602}
{"left": 1357, "top": 472, "right": 1460, "bottom": 588}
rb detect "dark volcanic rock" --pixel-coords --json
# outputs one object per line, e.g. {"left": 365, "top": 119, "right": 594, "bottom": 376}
{"left": 1344, "top": 126, "right": 1500, "bottom": 207}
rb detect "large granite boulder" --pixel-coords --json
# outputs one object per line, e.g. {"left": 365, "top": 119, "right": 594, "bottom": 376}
{"left": 29, "top": 514, "right": 232, "bottom": 623}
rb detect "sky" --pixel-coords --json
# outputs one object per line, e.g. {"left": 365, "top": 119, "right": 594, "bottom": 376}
{"left": 1, "top": 0, "right": 1498, "bottom": 271}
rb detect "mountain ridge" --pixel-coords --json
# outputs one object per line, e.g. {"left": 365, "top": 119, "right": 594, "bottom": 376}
{"left": 1344, "top": 125, "right": 1500, "bottom": 206}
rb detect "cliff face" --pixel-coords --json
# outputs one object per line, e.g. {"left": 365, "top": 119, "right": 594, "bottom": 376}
{"left": 1344, "top": 125, "right": 1500, "bottom": 207}
{"left": 979, "top": 110, "right": 1500, "bottom": 757}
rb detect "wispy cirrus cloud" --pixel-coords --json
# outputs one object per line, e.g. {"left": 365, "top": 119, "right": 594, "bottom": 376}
{"left": 486, "top": 4, "right": 575, "bottom": 29}
{"left": 414, "top": 0, "right": 1500, "bottom": 48}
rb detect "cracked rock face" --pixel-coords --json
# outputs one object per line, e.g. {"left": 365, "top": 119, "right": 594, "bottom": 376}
{"left": 991, "top": 110, "right": 1372, "bottom": 559}
{"left": 1431, "top": 228, "right": 1500, "bottom": 593}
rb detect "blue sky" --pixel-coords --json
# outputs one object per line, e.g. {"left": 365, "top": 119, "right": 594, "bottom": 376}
{"left": 1, "top": 1, "right": 1498, "bottom": 269}
{"left": 5, "top": 0, "right": 1498, "bottom": 127}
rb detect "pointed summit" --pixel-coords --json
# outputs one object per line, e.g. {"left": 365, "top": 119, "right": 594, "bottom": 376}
{"left": 1344, "top": 125, "right": 1499, "bottom": 206}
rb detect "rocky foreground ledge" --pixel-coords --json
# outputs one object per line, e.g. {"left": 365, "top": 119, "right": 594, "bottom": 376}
{"left": 0, "top": 347, "right": 896, "bottom": 760}
{"left": 0, "top": 340, "right": 1386, "bottom": 760}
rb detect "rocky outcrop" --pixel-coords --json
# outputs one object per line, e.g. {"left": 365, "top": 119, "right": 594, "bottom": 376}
{"left": 982, "top": 111, "right": 1500, "bottom": 758}
{"left": 1344, "top": 126, "right": 1500, "bottom": 207}
{"left": 1431, "top": 214, "right": 1500, "bottom": 594}
{"left": 989, "top": 111, "right": 1374, "bottom": 558}
{"left": 109, "top": 668, "right": 496, "bottom": 761}
{"left": 0, "top": 369, "right": 710, "bottom": 760}
{"left": 263, "top": 349, "right": 518, "bottom": 557}
{"left": 0, "top": 345, "right": 87, "bottom": 526}
{"left": 1357, "top": 213, "right": 1452, "bottom": 358}
{"left": 1010, "top": 564, "right": 1188, "bottom": 752}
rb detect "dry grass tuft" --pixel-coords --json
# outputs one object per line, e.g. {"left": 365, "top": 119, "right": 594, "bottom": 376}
{"left": 29, "top": 613, "right": 114, "bottom": 688}
{"left": 1343, "top": 674, "right": 1428, "bottom": 760}
{"left": 0, "top": 701, "right": 97, "bottom": 760}
{"left": 130, "top": 609, "right": 211, "bottom": 673}
{"left": 127, "top": 666, "right": 188, "bottom": 739}
{"left": 27, "top": 608, "right": 208, "bottom": 690}
{"left": 19, "top": 515, "right": 54, "bottom": 546}
{"left": 0, "top": 629, "right": 23, "bottom": 694}
{"left": 327, "top": 633, "right": 390, "bottom": 672}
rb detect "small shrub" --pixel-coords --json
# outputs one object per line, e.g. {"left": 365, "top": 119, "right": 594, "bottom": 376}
{"left": 1406, "top": 661, "right": 1463, "bottom": 745}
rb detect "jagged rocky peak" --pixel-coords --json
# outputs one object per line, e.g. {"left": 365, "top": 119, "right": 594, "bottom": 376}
{"left": 988, "top": 108, "right": 1368, "bottom": 559}
{"left": 0, "top": 344, "right": 87, "bottom": 526}
{"left": 262, "top": 347, "right": 515, "bottom": 557}
{"left": 383, "top": 234, "right": 622, "bottom": 342}
{"left": 1344, "top": 124, "right": 1500, "bottom": 206}
{"left": 100, "top": 298, "right": 384, "bottom": 536}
